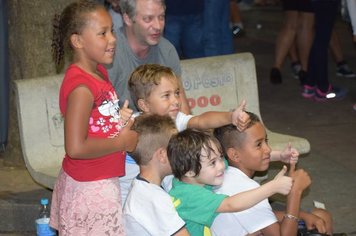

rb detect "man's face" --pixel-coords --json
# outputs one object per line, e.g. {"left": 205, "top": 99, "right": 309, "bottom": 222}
{"left": 235, "top": 122, "right": 272, "bottom": 177}
{"left": 130, "top": 0, "right": 165, "bottom": 46}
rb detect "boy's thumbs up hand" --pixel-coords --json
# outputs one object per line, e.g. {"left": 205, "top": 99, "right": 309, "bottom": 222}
{"left": 275, "top": 165, "right": 287, "bottom": 178}
{"left": 290, "top": 166, "right": 311, "bottom": 192}
{"left": 232, "top": 99, "right": 251, "bottom": 131}
{"left": 272, "top": 165, "right": 293, "bottom": 195}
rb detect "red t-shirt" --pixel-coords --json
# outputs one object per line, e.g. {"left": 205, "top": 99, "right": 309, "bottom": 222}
{"left": 59, "top": 64, "right": 126, "bottom": 181}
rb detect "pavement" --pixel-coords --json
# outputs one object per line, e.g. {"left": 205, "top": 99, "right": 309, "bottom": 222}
{"left": 1, "top": 5, "right": 356, "bottom": 236}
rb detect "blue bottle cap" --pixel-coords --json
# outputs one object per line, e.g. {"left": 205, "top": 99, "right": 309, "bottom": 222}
{"left": 40, "top": 198, "right": 48, "bottom": 205}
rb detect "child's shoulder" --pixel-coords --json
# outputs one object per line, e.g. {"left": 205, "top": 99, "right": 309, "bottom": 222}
{"left": 170, "top": 179, "right": 214, "bottom": 197}
{"left": 126, "top": 178, "right": 172, "bottom": 207}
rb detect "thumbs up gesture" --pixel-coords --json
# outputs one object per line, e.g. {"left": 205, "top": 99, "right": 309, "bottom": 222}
{"left": 280, "top": 142, "right": 299, "bottom": 164}
{"left": 272, "top": 165, "right": 293, "bottom": 195}
{"left": 289, "top": 162, "right": 311, "bottom": 192}
{"left": 232, "top": 100, "right": 251, "bottom": 131}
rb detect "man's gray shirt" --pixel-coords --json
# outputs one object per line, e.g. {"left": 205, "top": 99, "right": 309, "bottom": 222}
{"left": 107, "top": 27, "right": 181, "bottom": 111}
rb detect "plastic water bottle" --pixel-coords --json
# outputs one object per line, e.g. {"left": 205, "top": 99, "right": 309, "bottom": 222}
{"left": 36, "top": 198, "right": 56, "bottom": 236}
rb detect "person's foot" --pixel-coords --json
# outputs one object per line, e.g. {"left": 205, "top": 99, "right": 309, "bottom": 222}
{"left": 314, "top": 85, "right": 347, "bottom": 102}
{"left": 291, "top": 61, "right": 301, "bottom": 79}
{"left": 336, "top": 61, "right": 356, "bottom": 78}
{"left": 301, "top": 85, "right": 315, "bottom": 99}
{"left": 270, "top": 67, "right": 282, "bottom": 84}
{"left": 232, "top": 25, "right": 245, "bottom": 37}
{"left": 353, "top": 104, "right": 356, "bottom": 111}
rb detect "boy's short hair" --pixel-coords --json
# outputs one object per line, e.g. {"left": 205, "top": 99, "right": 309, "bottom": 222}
{"left": 167, "top": 129, "right": 223, "bottom": 180}
{"left": 213, "top": 111, "right": 261, "bottom": 155}
{"left": 131, "top": 114, "right": 177, "bottom": 165}
{"left": 128, "top": 64, "right": 178, "bottom": 109}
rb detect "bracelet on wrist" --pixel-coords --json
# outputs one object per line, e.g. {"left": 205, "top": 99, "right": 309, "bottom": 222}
{"left": 283, "top": 213, "right": 299, "bottom": 222}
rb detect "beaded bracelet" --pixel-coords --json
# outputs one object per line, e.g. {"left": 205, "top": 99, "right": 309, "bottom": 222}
{"left": 283, "top": 213, "right": 299, "bottom": 222}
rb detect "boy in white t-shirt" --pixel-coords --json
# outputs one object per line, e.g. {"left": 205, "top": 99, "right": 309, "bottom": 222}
{"left": 211, "top": 112, "right": 334, "bottom": 236}
{"left": 123, "top": 114, "right": 189, "bottom": 236}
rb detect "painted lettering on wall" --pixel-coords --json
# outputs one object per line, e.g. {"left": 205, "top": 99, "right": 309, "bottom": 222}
{"left": 182, "top": 74, "right": 233, "bottom": 91}
{"left": 188, "top": 95, "right": 221, "bottom": 109}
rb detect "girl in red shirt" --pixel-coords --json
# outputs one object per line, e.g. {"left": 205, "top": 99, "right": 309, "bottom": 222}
{"left": 50, "top": 1, "right": 137, "bottom": 234}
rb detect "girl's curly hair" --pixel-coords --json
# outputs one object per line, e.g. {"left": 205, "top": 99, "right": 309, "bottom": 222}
{"left": 51, "top": 0, "right": 105, "bottom": 68}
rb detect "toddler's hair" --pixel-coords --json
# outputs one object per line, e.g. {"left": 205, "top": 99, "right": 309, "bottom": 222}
{"left": 214, "top": 111, "right": 261, "bottom": 154}
{"left": 120, "top": 0, "right": 166, "bottom": 21}
{"left": 131, "top": 114, "right": 176, "bottom": 165}
{"left": 128, "top": 64, "right": 178, "bottom": 108}
{"left": 167, "top": 129, "right": 223, "bottom": 180}
{"left": 51, "top": 0, "right": 105, "bottom": 67}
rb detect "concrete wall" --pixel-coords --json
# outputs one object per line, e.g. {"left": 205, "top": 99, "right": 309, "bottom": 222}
{"left": 2, "top": 0, "right": 75, "bottom": 166}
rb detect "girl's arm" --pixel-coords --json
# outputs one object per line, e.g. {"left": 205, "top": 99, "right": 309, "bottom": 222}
{"left": 217, "top": 166, "right": 292, "bottom": 213}
{"left": 64, "top": 86, "right": 137, "bottom": 159}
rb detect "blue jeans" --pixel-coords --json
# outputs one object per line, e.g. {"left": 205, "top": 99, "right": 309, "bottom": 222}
{"left": 203, "top": 0, "right": 234, "bottom": 56}
{"left": 164, "top": 13, "right": 205, "bottom": 59}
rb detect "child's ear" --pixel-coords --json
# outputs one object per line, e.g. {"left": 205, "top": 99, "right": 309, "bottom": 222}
{"left": 227, "top": 148, "right": 239, "bottom": 163}
{"left": 137, "top": 99, "right": 150, "bottom": 113}
{"left": 157, "top": 148, "right": 168, "bottom": 164}
{"left": 184, "top": 170, "right": 196, "bottom": 178}
{"left": 70, "top": 34, "right": 83, "bottom": 49}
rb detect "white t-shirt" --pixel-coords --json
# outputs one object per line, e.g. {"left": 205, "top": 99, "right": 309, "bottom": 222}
{"left": 120, "top": 112, "right": 193, "bottom": 203}
{"left": 124, "top": 177, "right": 186, "bottom": 236}
{"left": 211, "top": 167, "right": 278, "bottom": 236}
{"left": 175, "top": 112, "right": 193, "bottom": 132}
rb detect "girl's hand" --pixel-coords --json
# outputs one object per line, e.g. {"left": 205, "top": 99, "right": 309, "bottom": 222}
{"left": 119, "top": 100, "right": 133, "bottom": 125}
{"left": 231, "top": 100, "right": 251, "bottom": 131}
{"left": 280, "top": 142, "right": 299, "bottom": 164}
{"left": 120, "top": 118, "right": 138, "bottom": 152}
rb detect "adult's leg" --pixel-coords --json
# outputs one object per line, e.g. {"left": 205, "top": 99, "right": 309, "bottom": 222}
{"left": 270, "top": 10, "right": 299, "bottom": 83}
{"left": 230, "top": 0, "right": 242, "bottom": 25}
{"left": 296, "top": 12, "right": 314, "bottom": 71}
{"left": 221, "top": 0, "right": 234, "bottom": 54}
{"left": 329, "top": 27, "right": 356, "bottom": 78}
{"left": 273, "top": 11, "right": 299, "bottom": 69}
{"left": 204, "top": 0, "right": 233, "bottom": 56}
{"left": 181, "top": 14, "right": 205, "bottom": 59}
{"left": 311, "top": 0, "right": 340, "bottom": 92}
{"left": 329, "top": 29, "right": 344, "bottom": 64}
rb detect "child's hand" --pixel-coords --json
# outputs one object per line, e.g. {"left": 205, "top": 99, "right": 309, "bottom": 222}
{"left": 272, "top": 165, "right": 293, "bottom": 195}
{"left": 121, "top": 120, "right": 138, "bottom": 152}
{"left": 288, "top": 162, "right": 311, "bottom": 192}
{"left": 302, "top": 212, "right": 327, "bottom": 234}
{"left": 118, "top": 100, "right": 134, "bottom": 127}
{"left": 231, "top": 100, "right": 250, "bottom": 131}
{"left": 280, "top": 142, "right": 299, "bottom": 164}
